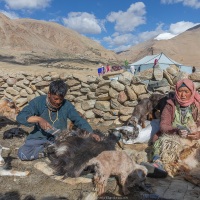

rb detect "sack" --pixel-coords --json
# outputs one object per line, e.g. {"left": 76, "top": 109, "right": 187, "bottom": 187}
{"left": 121, "top": 119, "right": 160, "bottom": 144}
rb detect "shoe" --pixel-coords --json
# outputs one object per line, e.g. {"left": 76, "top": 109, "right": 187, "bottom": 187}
{"left": 141, "top": 162, "right": 168, "bottom": 178}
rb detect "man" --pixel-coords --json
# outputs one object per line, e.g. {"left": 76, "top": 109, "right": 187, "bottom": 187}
{"left": 17, "top": 79, "right": 99, "bottom": 161}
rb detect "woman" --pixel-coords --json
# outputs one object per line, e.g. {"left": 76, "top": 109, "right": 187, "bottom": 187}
{"left": 143, "top": 78, "right": 200, "bottom": 177}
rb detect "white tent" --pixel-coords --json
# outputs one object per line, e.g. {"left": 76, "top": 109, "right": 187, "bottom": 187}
{"left": 129, "top": 52, "right": 192, "bottom": 74}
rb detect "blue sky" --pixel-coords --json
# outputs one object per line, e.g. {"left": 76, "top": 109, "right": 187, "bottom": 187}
{"left": 0, "top": 0, "right": 199, "bottom": 52}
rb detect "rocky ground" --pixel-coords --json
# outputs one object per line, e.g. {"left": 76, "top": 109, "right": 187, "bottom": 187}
{"left": 0, "top": 64, "right": 199, "bottom": 200}
{"left": 0, "top": 118, "right": 200, "bottom": 200}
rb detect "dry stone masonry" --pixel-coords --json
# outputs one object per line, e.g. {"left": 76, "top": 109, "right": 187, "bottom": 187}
{"left": 0, "top": 65, "right": 199, "bottom": 126}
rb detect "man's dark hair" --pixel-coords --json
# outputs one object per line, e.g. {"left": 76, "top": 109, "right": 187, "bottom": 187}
{"left": 49, "top": 80, "right": 68, "bottom": 97}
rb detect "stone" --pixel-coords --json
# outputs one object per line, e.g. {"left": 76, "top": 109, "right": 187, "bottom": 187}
{"left": 27, "top": 94, "right": 36, "bottom": 102}
{"left": 90, "top": 83, "right": 98, "bottom": 91}
{"left": 110, "top": 98, "right": 122, "bottom": 109}
{"left": 6, "top": 87, "right": 19, "bottom": 96}
{"left": 65, "top": 95, "right": 75, "bottom": 101}
{"left": 80, "top": 87, "right": 90, "bottom": 93}
{"left": 84, "top": 110, "right": 95, "bottom": 119}
{"left": 35, "top": 81, "right": 50, "bottom": 87}
{"left": 92, "top": 108, "right": 105, "bottom": 117}
{"left": 137, "top": 68, "right": 153, "bottom": 80}
{"left": 125, "top": 85, "right": 137, "bottom": 100}
{"left": 95, "top": 101, "right": 110, "bottom": 112}
{"left": 20, "top": 89, "right": 28, "bottom": 97}
{"left": 16, "top": 98, "right": 28, "bottom": 107}
{"left": 70, "top": 85, "right": 81, "bottom": 91}
{"left": 95, "top": 85, "right": 110, "bottom": 95}
{"left": 87, "top": 92, "right": 97, "bottom": 99}
{"left": 189, "top": 72, "right": 200, "bottom": 81}
{"left": 103, "top": 113, "right": 117, "bottom": 120}
{"left": 81, "top": 82, "right": 90, "bottom": 88}
{"left": 117, "top": 91, "right": 128, "bottom": 103}
{"left": 73, "top": 74, "right": 88, "bottom": 83}
{"left": 131, "top": 83, "right": 147, "bottom": 96}
{"left": 66, "top": 79, "right": 80, "bottom": 87}
{"left": 110, "top": 109, "right": 119, "bottom": 116}
{"left": 153, "top": 64, "right": 163, "bottom": 81}
{"left": 108, "top": 87, "right": 119, "bottom": 99}
{"left": 98, "top": 80, "right": 111, "bottom": 87}
{"left": 118, "top": 71, "right": 133, "bottom": 85}
{"left": 97, "top": 93, "right": 110, "bottom": 101}
{"left": 6, "top": 78, "right": 17, "bottom": 86}
{"left": 124, "top": 101, "right": 138, "bottom": 107}
{"left": 173, "top": 72, "right": 188, "bottom": 84}
{"left": 74, "top": 96, "right": 87, "bottom": 103}
{"left": 81, "top": 100, "right": 96, "bottom": 110}
{"left": 110, "top": 80, "right": 125, "bottom": 92}
{"left": 119, "top": 106, "right": 134, "bottom": 115}
{"left": 120, "top": 115, "right": 131, "bottom": 122}
{"left": 87, "top": 76, "right": 99, "bottom": 83}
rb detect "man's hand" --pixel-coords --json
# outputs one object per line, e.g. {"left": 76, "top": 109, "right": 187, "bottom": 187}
{"left": 38, "top": 118, "right": 52, "bottom": 130}
{"left": 178, "top": 130, "right": 189, "bottom": 138}
{"left": 90, "top": 133, "right": 101, "bottom": 141}
{"left": 187, "top": 131, "right": 200, "bottom": 140}
{"left": 27, "top": 116, "right": 53, "bottom": 130}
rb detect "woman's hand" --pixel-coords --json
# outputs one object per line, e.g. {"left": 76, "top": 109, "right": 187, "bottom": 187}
{"left": 187, "top": 131, "right": 200, "bottom": 140}
{"left": 178, "top": 130, "right": 189, "bottom": 138}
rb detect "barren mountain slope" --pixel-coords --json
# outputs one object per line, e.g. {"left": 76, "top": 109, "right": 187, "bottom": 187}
{"left": 118, "top": 25, "right": 200, "bottom": 67}
{"left": 0, "top": 13, "right": 119, "bottom": 66}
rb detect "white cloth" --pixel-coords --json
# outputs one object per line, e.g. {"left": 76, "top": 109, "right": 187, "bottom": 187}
{"left": 118, "top": 119, "right": 160, "bottom": 144}
{"left": 130, "top": 65, "right": 135, "bottom": 74}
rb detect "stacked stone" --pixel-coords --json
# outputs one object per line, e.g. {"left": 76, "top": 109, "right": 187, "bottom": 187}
{"left": 0, "top": 65, "right": 199, "bottom": 126}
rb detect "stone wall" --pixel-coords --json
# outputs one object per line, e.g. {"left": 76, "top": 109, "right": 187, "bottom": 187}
{"left": 1, "top": 66, "right": 200, "bottom": 126}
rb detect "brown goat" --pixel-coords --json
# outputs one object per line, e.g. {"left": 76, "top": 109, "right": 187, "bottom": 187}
{"left": 0, "top": 98, "right": 19, "bottom": 121}
{"left": 75, "top": 151, "right": 148, "bottom": 196}
{"left": 128, "top": 98, "right": 153, "bottom": 128}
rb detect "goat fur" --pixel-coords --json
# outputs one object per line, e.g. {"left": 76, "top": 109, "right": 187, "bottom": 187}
{"left": 0, "top": 98, "right": 19, "bottom": 121}
{"left": 128, "top": 98, "right": 153, "bottom": 129}
{"left": 47, "top": 129, "right": 118, "bottom": 178}
{"left": 75, "top": 150, "right": 148, "bottom": 196}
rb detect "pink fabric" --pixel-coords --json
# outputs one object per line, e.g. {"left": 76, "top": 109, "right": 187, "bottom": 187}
{"left": 175, "top": 78, "right": 200, "bottom": 108}
{"left": 154, "top": 59, "right": 158, "bottom": 66}
{"left": 106, "top": 65, "right": 111, "bottom": 72}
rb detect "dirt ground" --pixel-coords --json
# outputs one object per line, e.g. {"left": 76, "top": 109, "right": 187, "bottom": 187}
{"left": 0, "top": 64, "right": 199, "bottom": 200}
{"left": 0, "top": 119, "right": 200, "bottom": 200}
{"left": 0, "top": 120, "right": 144, "bottom": 200}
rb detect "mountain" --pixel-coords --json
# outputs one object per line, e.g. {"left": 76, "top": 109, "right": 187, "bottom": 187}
{"left": 118, "top": 24, "right": 200, "bottom": 68}
{"left": 0, "top": 12, "right": 200, "bottom": 69}
{"left": 0, "top": 13, "right": 119, "bottom": 67}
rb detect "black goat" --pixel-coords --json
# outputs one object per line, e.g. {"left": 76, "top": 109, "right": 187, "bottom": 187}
{"left": 46, "top": 129, "right": 118, "bottom": 178}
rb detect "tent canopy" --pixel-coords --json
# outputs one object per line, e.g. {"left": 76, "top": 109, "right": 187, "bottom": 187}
{"left": 129, "top": 52, "right": 192, "bottom": 74}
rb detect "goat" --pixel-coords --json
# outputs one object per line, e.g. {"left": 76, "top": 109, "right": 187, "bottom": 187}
{"left": 150, "top": 92, "right": 174, "bottom": 119}
{"left": 0, "top": 98, "right": 24, "bottom": 139}
{"left": 47, "top": 129, "right": 118, "bottom": 178}
{"left": 127, "top": 92, "right": 174, "bottom": 129}
{"left": 127, "top": 98, "right": 153, "bottom": 129}
{"left": 0, "top": 98, "right": 19, "bottom": 121}
{"left": 0, "top": 145, "right": 29, "bottom": 176}
{"left": 74, "top": 151, "right": 148, "bottom": 196}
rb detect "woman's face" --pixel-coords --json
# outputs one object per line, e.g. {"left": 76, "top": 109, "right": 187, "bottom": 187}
{"left": 177, "top": 86, "right": 192, "bottom": 101}
{"left": 48, "top": 93, "right": 64, "bottom": 108}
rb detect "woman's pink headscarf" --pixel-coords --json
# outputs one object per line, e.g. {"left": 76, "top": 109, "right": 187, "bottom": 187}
{"left": 175, "top": 78, "right": 200, "bottom": 107}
